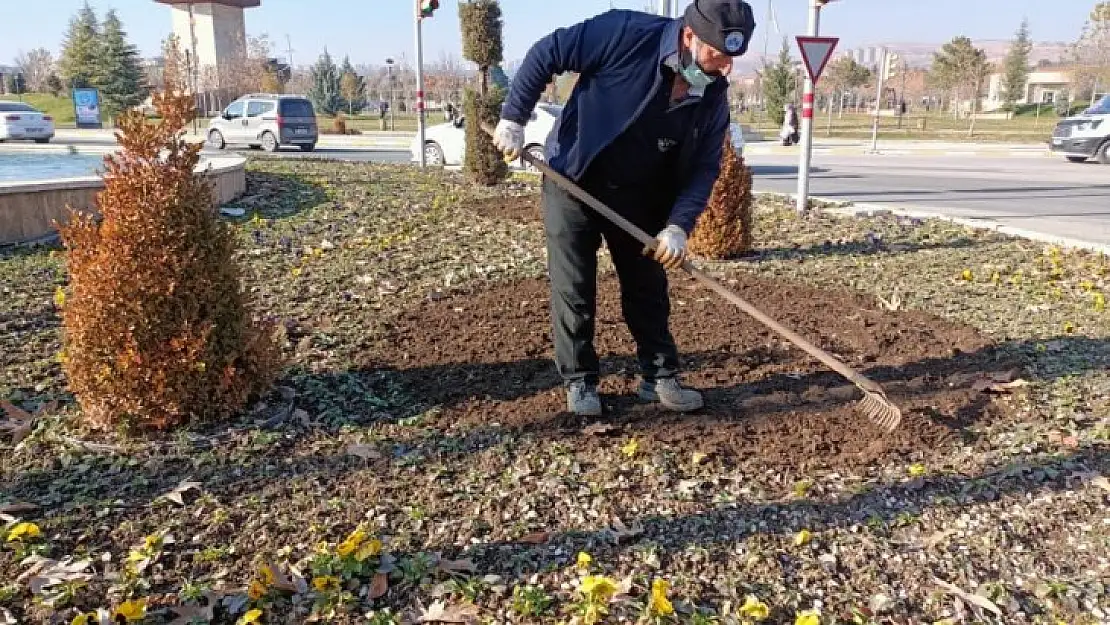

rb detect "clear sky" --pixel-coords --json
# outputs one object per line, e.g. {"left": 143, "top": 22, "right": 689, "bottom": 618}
{"left": 0, "top": 0, "right": 1093, "bottom": 70}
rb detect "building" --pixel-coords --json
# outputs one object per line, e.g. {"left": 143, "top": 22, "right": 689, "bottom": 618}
{"left": 0, "top": 65, "right": 19, "bottom": 95}
{"left": 154, "top": 0, "right": 259, "bottom": 94}
{"left": 983, "top": 67, "right": 1072, "bottom": 111}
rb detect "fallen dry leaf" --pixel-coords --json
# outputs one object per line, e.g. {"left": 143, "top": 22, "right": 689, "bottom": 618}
{"left": 0, "top": 501, "right": 38, "bottom": 515}
{"left": 369, "top": 572, "right": 389, "bottom": 599}
{"left": 609, "top": 516, "right": 643, "bottom": 542}
{"left": 19, "top": 556, "right": 94, "bottom": 595}
{"left": 933, "top": 577, "right": 1002, "bottom": 616}
{"left": 518, "top": 531, "right": 550, "bottom": 544}
{"left": 582, "top": 422, "right": 615, "bottom": 436}
{"left": 167, "top": 602, "right": 216, "bottom": 625}
{"left": 0, "top": 400, "right": 35, "bottom": 443}
{"left": 1092, "top": 476, "right": 1110, "bottom": 493}
{"left": 158, "top": 478, "right": 202, "bottom": 507}
{"left": 418, "top": 600, "right": 479, "bottom": 624}
{"left": 346, "top": 443, "right": 382, "bottom": 460}
{"left": 436, "top": 558, "right": 476, "bottom": 573}
{"left": 971, "top": 377, "right": 1030, "bottom": 394}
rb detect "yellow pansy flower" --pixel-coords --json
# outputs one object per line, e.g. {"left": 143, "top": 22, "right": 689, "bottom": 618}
{"left": 649, "top": 578, "right": 674, "bottom": 616}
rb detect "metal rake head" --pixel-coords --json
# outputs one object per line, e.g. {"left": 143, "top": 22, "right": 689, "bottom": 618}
{"left": 858, "top": 389, "right": 902, "bottom": 432}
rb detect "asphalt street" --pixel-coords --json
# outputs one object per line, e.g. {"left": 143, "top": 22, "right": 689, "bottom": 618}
{"left": 746, "top": 153, "right": 1110, "bottom": 248}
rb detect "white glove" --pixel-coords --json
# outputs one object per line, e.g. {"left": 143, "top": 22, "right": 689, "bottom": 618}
{"left": 492, "top": 118, "right": 525, "bottom": 160}
{"left": 646, "top": 224, "right": 688, "bottom": 270}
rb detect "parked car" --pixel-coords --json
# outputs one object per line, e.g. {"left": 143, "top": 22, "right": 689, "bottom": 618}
{"left": 411, "top": 103, "right": 562, "bottom": 171}
{"left": 0, "top": 101, "right": 54, "bottom": 143}
{"left": 206, "top": 94, "right": 317, "bottom": 152}
{"left": 1050, "top": 94, "right": 1110, "bottom": 164}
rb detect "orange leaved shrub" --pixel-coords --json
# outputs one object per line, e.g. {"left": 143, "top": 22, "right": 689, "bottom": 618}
{"left": 54, "top": 55, "right": 282, "bottom": 431}
{"left": 688, "top": 130, "right": 754, "bottom": 259}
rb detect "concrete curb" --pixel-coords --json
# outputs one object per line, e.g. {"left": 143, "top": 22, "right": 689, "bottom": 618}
{"left": 753, "top": 190, "right": 1110, "bottom": 256}
{"left": 0, "top": 142, "right": 115, "bottom": 156}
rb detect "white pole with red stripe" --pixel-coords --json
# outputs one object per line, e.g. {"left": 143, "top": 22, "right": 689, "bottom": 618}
{"left": 415, "top": 0, "right": 427, "bottom": 167}
{"left": 795, "top": 0, "right": 821, "bottom": 214}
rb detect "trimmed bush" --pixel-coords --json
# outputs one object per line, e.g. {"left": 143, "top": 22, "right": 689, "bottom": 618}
{"left": 463, "top": 86, "right": 509, "bottom": 185}
{"left": 458, "top": 0, "right": 503, "bottom": 90}
{"left": 688, "top": 132, "right": 754, "bottom": 259}
{"left": 459, "top": 0, "right": 507, "bottom": 185}
{"left": 54, "top": 52, "right": 282, "bottom": 432}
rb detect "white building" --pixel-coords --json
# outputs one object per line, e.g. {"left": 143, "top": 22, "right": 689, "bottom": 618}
{"left": 983, "top": 68, "right": 1072, "bottom": 111}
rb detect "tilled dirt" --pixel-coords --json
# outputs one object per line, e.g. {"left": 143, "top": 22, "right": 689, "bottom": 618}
{"left": 469, "top": 193, "right": 543, "bottom": 224}
{"left": 374, "top": 271, "right": 1019, "bottom": 472}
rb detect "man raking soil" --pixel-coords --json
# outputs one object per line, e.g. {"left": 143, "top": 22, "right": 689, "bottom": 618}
{"left": 492, "top": 0, "right": 902, "bottom": 430}
{"left": 493, "top": 0, "right": 755, "bottom": 417}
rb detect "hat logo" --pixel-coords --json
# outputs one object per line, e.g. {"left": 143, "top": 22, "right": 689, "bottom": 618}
{"left": 724, "top": 31, "right": 745, "bottom": 53}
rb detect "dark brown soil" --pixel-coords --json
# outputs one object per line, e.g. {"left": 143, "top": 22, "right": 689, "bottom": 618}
{"left": 373, "top": 271, "right": 1018, "bottom": 471}
{"left": 469, "top": 194, "right": 543, "bottom": 224}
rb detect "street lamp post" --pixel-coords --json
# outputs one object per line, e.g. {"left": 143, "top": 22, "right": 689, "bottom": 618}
{"left": 385, "top": 57, "right": 395, "bottom": 132}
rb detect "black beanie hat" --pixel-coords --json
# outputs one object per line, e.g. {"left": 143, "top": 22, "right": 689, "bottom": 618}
{"left": 683, "top": 0, "right": 757, "bottom": 57}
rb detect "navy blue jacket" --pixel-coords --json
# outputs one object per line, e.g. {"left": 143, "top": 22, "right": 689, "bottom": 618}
{"left": 502, "top": 9, "right": 730, "bottom": 235}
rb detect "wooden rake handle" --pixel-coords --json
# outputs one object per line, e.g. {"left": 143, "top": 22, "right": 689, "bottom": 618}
{"left": 479, "top": 122, "right": 885, "bottom": 395}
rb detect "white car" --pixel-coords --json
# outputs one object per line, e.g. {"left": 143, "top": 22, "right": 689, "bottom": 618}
{"left": 0, "top": 101, "right": 54, "bottom": 143}
{"left": 410, "top": 103, "right": 745, "bottom": 170}
{"left": 412, "top": 103, "right": 562, "bottom": 171}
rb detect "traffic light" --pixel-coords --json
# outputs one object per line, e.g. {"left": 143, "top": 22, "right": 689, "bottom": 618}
{"left": 419, "top": 0, "right": 439, "bottom": 17}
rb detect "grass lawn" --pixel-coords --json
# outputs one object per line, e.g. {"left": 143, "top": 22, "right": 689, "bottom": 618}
{"left": 11, "top": 93, "right": 75, "bottom": 126}
{"left": 1, "top": 158, "right": 1108, "bottom": 624}
{"left": 740, "top": 109, "right": 1061, "bottom": 144}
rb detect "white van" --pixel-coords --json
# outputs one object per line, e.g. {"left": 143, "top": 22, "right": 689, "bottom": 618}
{"left": 1050, "top": 94, "right": 1110, "bottom": 164}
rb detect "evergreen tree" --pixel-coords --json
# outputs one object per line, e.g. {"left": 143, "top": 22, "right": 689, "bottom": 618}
{"left": 96, "top": 10, "right": 149, "bottom": 120}
{"left": 762, "top": 38, "right": 796, "bottom": 126}
{"left": 338, "top": 55, "right": 366, "bottom": 114}
{"left": 929, "top": 36, "right": 990, "bottom": 115}
{"left": 307, "top": 48, "right": 341, "bottom": 116}
{"left": 59, "top": 1, "right": 101, "bottom": 90}
{"left": 1000, "top": 19, "right": 1033, "bottom": 112}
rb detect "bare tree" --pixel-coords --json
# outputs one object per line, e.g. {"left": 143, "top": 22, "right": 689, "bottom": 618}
{"left": 14, "top": 48, "right": 55, "bottom": 93}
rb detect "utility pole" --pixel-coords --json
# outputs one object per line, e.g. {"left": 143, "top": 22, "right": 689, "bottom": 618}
{"left": 869, "top": 48, "right": 888, "bottom": 153}
{"left": 284, "top": 34, "right": 295, "bottom": 72}
{"left": 794, "top": 0, "right": 821, "bottom": 214}
{"left": 415, "top": 0, "right": 427, "bottom": 167}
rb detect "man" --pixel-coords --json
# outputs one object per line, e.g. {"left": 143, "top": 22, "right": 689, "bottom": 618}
{"left": 493, "top": 0, "right": 756, "bottom": 417}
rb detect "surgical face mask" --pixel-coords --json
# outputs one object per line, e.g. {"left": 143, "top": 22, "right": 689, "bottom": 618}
{"left": 679, "top": 37, "right": 717, "bottom": 89}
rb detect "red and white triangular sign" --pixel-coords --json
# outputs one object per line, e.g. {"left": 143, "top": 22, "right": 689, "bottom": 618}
{"left": 795, "top": 35, "right": 839, "bottom": 84}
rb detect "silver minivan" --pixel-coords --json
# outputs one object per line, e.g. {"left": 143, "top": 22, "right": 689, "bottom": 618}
{"left": 206, "top": 94, "right": 318, "bottom": 152}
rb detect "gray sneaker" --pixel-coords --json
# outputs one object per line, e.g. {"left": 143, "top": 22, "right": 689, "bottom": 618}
{"left": 566, "top": 380, "right": 602, "bottom": 416}
{"left": 638, "top": 377, "right": 703, "bottom": 412}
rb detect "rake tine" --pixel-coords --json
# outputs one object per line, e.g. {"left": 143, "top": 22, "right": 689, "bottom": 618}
{"left": 859, "top": 390, "right": 902, "bottom": 432}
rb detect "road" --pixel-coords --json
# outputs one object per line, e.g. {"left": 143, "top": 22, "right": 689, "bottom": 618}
{"left": 747, "top": 153, "right": 1110, "bottom": 249}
